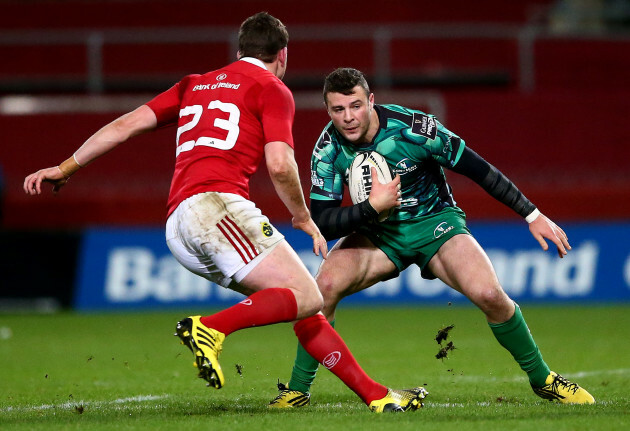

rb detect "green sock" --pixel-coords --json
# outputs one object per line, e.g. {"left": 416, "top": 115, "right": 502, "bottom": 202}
{"left": 288, "top": 320, "right": 335, "bottom": 393}
{"left": 489, "top": 304, "right": 550, "bottom": 388}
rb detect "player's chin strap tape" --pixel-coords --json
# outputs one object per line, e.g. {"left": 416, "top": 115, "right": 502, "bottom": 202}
{"left": 311, "top": 199, "right": 378, "bottom": 240}
{"left": 451, "top": 147, "right": 536, "bottom": 219}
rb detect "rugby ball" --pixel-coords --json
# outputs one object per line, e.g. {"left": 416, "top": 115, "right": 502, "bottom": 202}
{"left": 348, "top": 151, "right": 395, "bottom": 221}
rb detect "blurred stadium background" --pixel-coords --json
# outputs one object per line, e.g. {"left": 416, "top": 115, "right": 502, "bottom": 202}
{"left": 0, "top": 0, "right": 629, "bottom": 312}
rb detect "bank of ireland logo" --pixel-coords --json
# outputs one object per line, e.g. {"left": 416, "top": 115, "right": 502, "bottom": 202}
{"left": 261, "top": 222, "right": 274, "bottom": 237}
{"left": 323, "top": 351, "right": 341, "bottom": 369}
{"left": 240, "top": 298, "right": 253, "bottom": 306}
{"left": 434, "top": 221, "right": 454, "bottom": 239}
{"left": 216, "top": 73, "right": 227, "bottom": 81}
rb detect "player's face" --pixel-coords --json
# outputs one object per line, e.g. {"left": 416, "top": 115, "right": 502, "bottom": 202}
{"left": 325, "top": 87, "right": 375, "bottom": 144}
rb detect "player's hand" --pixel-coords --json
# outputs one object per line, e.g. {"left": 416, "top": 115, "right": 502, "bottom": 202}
{"left": 368, "top": 168, "right": 401, "bottom": 215}
{"left": 23, "top": 166, "right": 69, "bottom": 195}
{"left": 292, "top": 216, "right": 328, "bottom": 259}
{"left": 528, "top": 213, "right": 571, "bottom": 258}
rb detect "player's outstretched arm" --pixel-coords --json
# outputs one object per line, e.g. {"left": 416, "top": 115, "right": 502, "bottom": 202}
{"left": 265, "top": 141, "right": 328, "bottom": 258}
{"left": 450, "top": 147, "right": 571, "bottom": 258}
{"left": 23, "top": 105, "right": 157, "bottom": 195}
{"left": 527, "top": 211, "right": 571, "bottom": 258}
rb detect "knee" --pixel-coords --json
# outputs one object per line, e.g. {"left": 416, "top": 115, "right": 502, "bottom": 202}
{"left": 472, "top": 284, "right": 511, "bottom": 314}
{"left": 295, "top": 281, "right": 324, "bottom": 319}
{"left": 317, "top": 272, "right": 348, "bottom": 319}
{"left": 316, "top": 271, "right": 344, "bottom": 306}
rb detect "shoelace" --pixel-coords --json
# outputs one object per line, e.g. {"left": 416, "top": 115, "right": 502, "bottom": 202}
{"left": 552, "top": 374, "right": 579, "bottom": 395}
{"left": 271, "top": 381, "right": 291, "bottom": 400}
{"left": 269, "top": 381, "right": 294, "bottom": 404}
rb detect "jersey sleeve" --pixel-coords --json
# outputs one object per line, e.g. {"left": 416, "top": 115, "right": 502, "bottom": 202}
{"left": 310, "top": 128, "right": 344, "bottom": 201}
{"left": 402, "top": 112, "right": 466, "bottom": 168}
{"left": 145, "top": 80, "right": 186, "bottom": 127}
{"left": 428, "top": 118, "right": 466, "bottom": 168}
{"left": 260, "top": 82, "right": 295, "bottom": 148}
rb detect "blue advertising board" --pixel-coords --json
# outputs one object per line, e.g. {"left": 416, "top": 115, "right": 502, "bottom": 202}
{"left": 75, "top": 222, "right": 630, "bottom": 310}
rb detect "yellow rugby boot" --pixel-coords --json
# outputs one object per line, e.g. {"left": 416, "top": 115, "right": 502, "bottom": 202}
{"left": 175, "top": 316, "right": 225, "bottom": 389}
{"left": 532, "top": 371, "right": 595, "bottom": 404}
{"left": 368, "top": 387, "right": 428, "bottom": 413}
{"left": 268, "top": 382, "right": 310, "bottom": 408}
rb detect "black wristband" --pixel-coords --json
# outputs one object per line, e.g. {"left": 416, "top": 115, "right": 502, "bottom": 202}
{"left": 311, "top": 198, "right": 379, "bottom": 240}
{"left": 358, "top": 199, "right": 378, "bottom": 221}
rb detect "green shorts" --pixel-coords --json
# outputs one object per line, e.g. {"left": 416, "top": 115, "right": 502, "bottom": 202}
{"left": 358, "top": 206, "right": 470, "bottom": 280}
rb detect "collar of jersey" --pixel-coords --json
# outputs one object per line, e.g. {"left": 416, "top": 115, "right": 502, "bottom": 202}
{"left": 239, "top": 57, "right": 268, "bottom": 70}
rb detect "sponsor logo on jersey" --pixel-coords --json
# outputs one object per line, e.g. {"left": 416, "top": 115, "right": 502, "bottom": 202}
{"left": 411, "top": 113, "right": 437, "bottom": 139}
{"left": 434, "top": 221, "right": 454, "bottom": 239}
{"left": 261, "top": 222, "right": 274, "bottom": 237}
{"left": 216, "top": 73, "right": 227, "bottom": 81}
{"left": 393, "top": 158, "right": 418, "bottom": 176}
{"left": 192, "top": 82, "right": 241, "bottom": 91}
{"left": 311, "top": 170, "right": 324, "bottom": 187}
{"left": 322, "top": 351, "right": 341, "bottom": 369}
{"left": 316, "top": 131, "right": 332, "bottom": 151}
{"left": 239, "top": 298, "right": 253, "bottom": 306}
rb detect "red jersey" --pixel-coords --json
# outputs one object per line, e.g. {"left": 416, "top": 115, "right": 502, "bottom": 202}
{"left": 146, "top": 58, "right": 295, "bottom": 217}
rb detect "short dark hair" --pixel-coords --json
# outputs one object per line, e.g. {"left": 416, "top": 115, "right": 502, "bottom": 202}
{"left": 323, "top": 68, "right": 370, "bottom": 104}
{"left": 238, "top": 12, "right": 288, "bottom": 63}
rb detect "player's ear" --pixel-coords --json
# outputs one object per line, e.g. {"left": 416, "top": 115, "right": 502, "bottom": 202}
{"left": 278, "top": 47, "right": 287, "bottom": 67}
{"left": 369, "top": 93, "right": 374, "bottom": 108}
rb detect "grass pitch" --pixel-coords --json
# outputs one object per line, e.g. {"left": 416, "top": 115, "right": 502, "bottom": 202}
{"left": 1, "top": 305, "right": 629, "bottom": 430}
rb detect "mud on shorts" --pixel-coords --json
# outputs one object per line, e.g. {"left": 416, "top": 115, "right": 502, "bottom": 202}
{"left": 166, "top": 192, "right": 284, "bottom": 288}
{"left": 358, "top": 206, "right": 470, "bottom": 280}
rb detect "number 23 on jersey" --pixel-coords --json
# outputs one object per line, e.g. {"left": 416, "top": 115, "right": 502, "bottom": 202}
{"left": 176, "top": 100, "right": 240, "bottom": 156}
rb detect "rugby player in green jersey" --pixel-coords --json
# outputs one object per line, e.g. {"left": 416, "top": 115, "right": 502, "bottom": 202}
{"left": 269, "top": 67, "right": 594, "bottom": 408}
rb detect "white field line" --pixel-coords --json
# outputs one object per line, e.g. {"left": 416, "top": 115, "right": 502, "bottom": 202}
{"left": 1, "top": 394, "right": 169, "bottom": 414}
{"left": 432, "top": 368, "right": 630, "bottom": 383}
{"left": 311, "top": 368, "right": 630, "bottom": 410}
{"left": 428, "top": 400, "right": 620, "bottom": 408}
{"left": 311, "top": 399, "right": 619, "bottom": 411}
{"left": 4, "top": 368, "right": 629, "bottom": 414}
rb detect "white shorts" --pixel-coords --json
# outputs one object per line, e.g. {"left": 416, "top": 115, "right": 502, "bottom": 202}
{"left": 166, "top": 192, "right": 284, "bottom": 288}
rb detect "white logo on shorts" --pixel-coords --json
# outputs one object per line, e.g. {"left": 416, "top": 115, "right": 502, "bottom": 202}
{"left": 434, "top": 221, "right": 454, "bottom": 239}
{"left": 240, "top": 298, "right": 253, "bottom": 306}
{"left": 322, "top": 351, "right": 341, "bottom": 369}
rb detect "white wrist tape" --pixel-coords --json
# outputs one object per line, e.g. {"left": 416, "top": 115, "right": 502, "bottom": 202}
{"left": 525, "top": 208, "right": 541, "bottom": 224}
{"left": 73, "top": 153, "right": 84, "bottom": 167}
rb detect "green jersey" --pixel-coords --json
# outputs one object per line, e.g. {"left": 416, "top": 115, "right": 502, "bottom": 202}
{"left": 310, "top": 104, "right": 466, "bottom": 222}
